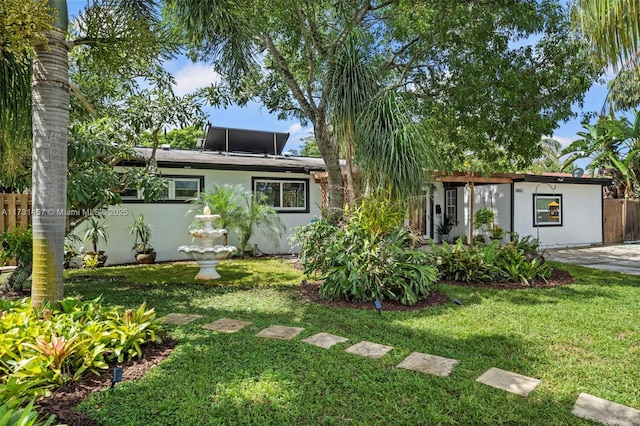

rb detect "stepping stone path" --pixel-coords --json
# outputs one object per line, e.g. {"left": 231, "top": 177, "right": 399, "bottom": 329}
{"left": 302, "top": 332, "right": 349, "bottom": 349}
{"left": 476, "top": 367, "right": 541, "bottom": 397}
{"left": 572, "top": 393, "right": 640, "bottom": 426}
{"left": 162, "top": 313, "right": 202, "bottom": 325}
{"left": 397, "top": 352, "right": 459, "bottom": 377}
{"left": 256, "top": 325, "right": 304, "bottom": 340}
{"left": 202, "top": 318, "right": 251, "bottom": 333}
{"left": 345, "top": 341, "right": 393, "bottom": 359}
{"left": 168, "top": 313, "right": 640, "bottom": 425}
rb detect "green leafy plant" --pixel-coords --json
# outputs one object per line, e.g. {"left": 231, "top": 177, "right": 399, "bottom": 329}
{"left": 0, "top": 227, "right": 33, "bottom": 292}
{"left": 82, "top": 254, "right": 99, "bottom": 269}
{"left": 0, "top": 227, "right": 32, "bottom": 265}
{"left": 103, "top": 303, "right": 163, "bottom": 362}
{"left": 436, "top": 216, "right": 457, "bottom": 240}
{"left": 237, "top": 193, "right": 285, "bottom": 257}
{"left": 430, "top": 237, "right": 551, "bottom": 285}
{"left": 0, "top": 398, "right": 56, "bottom": 426}
{"left": 128, "top": 214, "right": 154, "bottom": 254}
{"left": 292, "top": 197, "right": 437, "bottom": 305}
{"left": 191, "top": 184, "right": 245, "bottom": 246}
{"left": 64, "top": 233, "right": 83, "bottom": 269}
{"left": 83, "top": 218, "right": 108, "bottom": 254}
{"left": 489, "top": 224, "right": 505, "bottom": 239}
{"left": 0, "top": 297, "right": 165, "bottom": 404}
{"left": 473, "top": 207, "right": 495, "bottom": 231}
{"left": 290, "top": 218, "right": 338, "bottom": 276}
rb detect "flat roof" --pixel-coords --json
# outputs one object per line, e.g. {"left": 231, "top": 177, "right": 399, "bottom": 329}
{"left": 433, "top": 171, "right": 613, "bottom": 186}
{"left": 123, "top": 147, "right": 327, "bottom": 174}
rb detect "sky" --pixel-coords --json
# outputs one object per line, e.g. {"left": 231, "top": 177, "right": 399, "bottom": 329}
{"left": 66, "top": 1, "right": 612, "bottom": 159}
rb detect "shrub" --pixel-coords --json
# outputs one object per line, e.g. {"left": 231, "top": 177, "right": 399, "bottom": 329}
{"left": 430, "top": 237, "right": 552, "bottom": 285}
{"left": 0, "top": 297, "right": 165, "bottom": 405}
{"left": 292, "top": 198, "right": 437, "bottom": 305}
{"left": 0, "top": 227, "right": 32, "bottom": 265}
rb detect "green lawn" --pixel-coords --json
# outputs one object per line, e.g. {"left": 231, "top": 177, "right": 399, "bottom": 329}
{"left": 59, "top": 258, "right": 639, "bottom": 425}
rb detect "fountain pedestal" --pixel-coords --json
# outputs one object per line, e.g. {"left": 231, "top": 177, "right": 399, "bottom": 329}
{"left": 178, "top": 206, "right": 236, "bottom": 280}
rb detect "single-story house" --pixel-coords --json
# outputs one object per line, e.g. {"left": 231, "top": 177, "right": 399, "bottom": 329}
{"left": 87, "top": 125, "right": 611, "bottom": 265}
{"left": 90, "top": 126, "right": 327, "bottom": 265}
{"left": 425, "top": 171, "right": 612, "bottom": 249}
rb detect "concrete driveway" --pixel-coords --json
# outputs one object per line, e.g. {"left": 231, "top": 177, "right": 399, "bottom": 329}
{"left": 545, "top": 244, "right": 640, "bottom": 275}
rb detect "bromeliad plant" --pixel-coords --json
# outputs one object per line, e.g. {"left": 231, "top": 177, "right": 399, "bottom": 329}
{"left": 0, "top": 297, "right": 164, "bottom": 406}
{"left": 429, "top": 236, "right": 552, "bottom": 285}
{"left": 292, "top": 196, "right": 437, "bottom": 305}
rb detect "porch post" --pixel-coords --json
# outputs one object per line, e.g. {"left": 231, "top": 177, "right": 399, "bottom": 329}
{"left": 469, "top": 180, "right": 475, "bottom": 245}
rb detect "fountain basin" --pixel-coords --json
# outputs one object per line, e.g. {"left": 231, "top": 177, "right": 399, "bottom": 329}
{"left": 188, "top": 229, "right": 227, "bottom": 239}
{"left": 178, "top": 245, "right": 236, "bottom": 279}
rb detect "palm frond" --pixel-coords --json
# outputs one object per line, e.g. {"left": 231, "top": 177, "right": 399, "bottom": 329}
{"left": 356, "top": 91, "right": 440, "bottom": 201}
{"left": 0, "top": 52, "right": 32, "bottom": 188}
{"left": 573, "top": 0, "right": 640, "bottom": 71}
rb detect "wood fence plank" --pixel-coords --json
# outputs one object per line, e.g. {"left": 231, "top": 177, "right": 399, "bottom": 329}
{"left": 6, "top": 195, "right": 16, "bottom": 233}
{"left": 0, "top": 194, "right": 6, "bottom": 231}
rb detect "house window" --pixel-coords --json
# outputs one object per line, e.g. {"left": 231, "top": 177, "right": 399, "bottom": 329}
{"left": 445, "top": 188, "right": 457, "bottom": 221}
{"left": 533, "top": 194, "right": 562, "bottom": 226}
{"left": 121, "top": 175, "right": 204, "bottom": 203}
{"left": 252, "top": 177, "right": 309, "bottom": 212}
{"left": 172, "top": 178, "right": 200, "bottom": 200}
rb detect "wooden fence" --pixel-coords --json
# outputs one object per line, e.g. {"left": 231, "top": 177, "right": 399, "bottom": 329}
{"left": 1, "top": 193, "right": 32, "bottom": 232}
{"left": 604, "top": 198, "right": 640, "bottom": 243}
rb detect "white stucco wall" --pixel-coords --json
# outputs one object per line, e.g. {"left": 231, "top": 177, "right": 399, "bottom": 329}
{"left": 76, "top": 167, "right": 322, "bottom": 265}
{"left": 513, "top": 182, "right": 603, "bottom": 249}
{"left": 431, "top": 180, "right": 603, "bottom": 247}
{"left": 432, "top": 183, "right": 512, "bottom": 241}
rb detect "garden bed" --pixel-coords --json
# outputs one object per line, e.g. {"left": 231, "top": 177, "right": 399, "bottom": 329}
{"left": 299, "top": 267, "right": 574, "bottom": 311}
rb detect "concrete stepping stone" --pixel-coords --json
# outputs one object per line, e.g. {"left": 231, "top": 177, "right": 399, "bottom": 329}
{"left": 162, "top": 313, "right": 202, "bottom": 325}
{"left": 345, "top": 341, "right": 393, "bottom": 359}
{"left": 397, "top": 352, "right": 459, "bottom": 377}
{"left": 476, "top": 367, "right": 541, "bottom": 397}
{"left": 256, "top": 325, "right": 304, "bottom": 340}
{"left": 302, "top": 332, "right": 349, "bottom": 349}
{"left": 572, "top": 392, "right": 640, "bottom": 426}
{"left": 202, "top": 318, "right": 251, "bottom": 333}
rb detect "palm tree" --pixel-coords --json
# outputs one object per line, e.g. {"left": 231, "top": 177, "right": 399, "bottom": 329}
{"left": 192, "top": 185, "right": 245, "bottom": 246}
{"left": 30, "top": 4, "right": 70, "bottom": 307}
{"left": 562, "top": 112, "right": 640, "bottom": 198}
{"left": 27, "top": 0, "right": 173, "bottom": 307}
{"left": 237, "top": 194, "right": 285, "bottom": 257}
{"left": 325, "top": 31, "right": 377, "bottom": 206}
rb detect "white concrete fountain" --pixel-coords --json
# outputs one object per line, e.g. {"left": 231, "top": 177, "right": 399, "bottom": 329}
{"left": 178, "top": 206, "right": 236, "bottom": 280}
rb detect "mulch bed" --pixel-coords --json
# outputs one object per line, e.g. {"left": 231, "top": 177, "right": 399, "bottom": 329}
{"left": 36, "top": 338, "right": 176, "bottom": 426}
{"left": 299, "top": 267, "right": 574, "bottom": 311}
{"left": 26, "top": 267, "right": 573, "bottom": 424}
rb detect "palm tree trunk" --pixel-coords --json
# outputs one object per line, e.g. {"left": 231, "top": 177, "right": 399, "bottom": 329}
{"left": 31, "top": 29, "right": 69, "bottom": 308}
{"left": 344, "top": 127, "right": 358, "bottom": 207}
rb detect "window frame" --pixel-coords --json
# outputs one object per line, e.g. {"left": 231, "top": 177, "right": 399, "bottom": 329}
{"left": 121, "top": 174, "right": 204, "bottom": 203}
{"left": 444, "top": 188, "right": 457, "bottom": 222}
{"left": 533, "top": 193, "right": 563, "bottom": 227}
{"left": 252, "top": 177, "right": 310, "bottom": 213}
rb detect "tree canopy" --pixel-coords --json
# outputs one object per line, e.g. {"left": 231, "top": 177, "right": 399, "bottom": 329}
{"left": 168, "top": 0, "right": 598, "bottom": 208}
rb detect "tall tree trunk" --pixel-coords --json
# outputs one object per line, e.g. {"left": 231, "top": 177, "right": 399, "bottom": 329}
{"left": 314, "top": 119, "right": 344, "bottom": 223}
{"left": 31, "top": 28, "right": 69, "bottom": 308}
{"left": 344, "top": 127, "right": 358, "bottom": 207}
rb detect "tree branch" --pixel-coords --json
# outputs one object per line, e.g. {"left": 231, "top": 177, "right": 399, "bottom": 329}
{"left": 261, "top": 34, "right": 317, "bottom": 122}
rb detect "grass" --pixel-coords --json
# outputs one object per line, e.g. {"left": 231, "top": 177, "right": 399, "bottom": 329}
{"left": 53, "top": 258, "right": 640, "bottom": 424}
